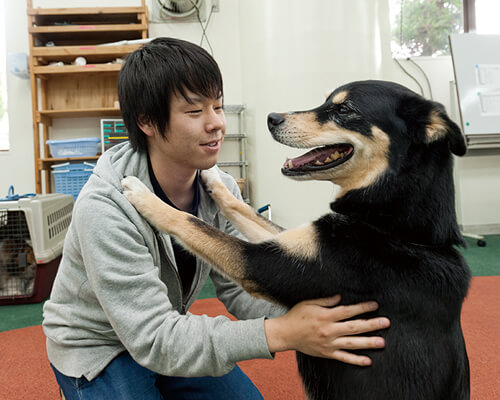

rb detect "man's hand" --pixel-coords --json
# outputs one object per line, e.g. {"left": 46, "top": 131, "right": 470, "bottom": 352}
{"left": 264, "top": 295, "right": 390, "bottom": 366}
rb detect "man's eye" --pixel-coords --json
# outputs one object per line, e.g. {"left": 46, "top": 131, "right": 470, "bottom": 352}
{"left": 187, "top": 109, "right": 202, "bottom": 114}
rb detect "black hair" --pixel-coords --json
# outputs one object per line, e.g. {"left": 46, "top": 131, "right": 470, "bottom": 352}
{"left": 118, "top": 37, "right": 224, "bottom": 153}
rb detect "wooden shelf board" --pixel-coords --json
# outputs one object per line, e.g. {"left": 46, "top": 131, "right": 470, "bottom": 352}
{"left": 30, "top": 24, "right": 147, "bottom": 34}
{"left": 39, "top": 156, "right": 101, "bottom": 170}
{"left": 33, "top": 63, "right": 122, "bottom": 75}
{"left": 38, "top": 108, "right": 121, "bottom": 119}
{"left": 28, "top": 6, "right": 145, "bottom": 16}
{"left": 32, "top": 44, "right": 142, "bottom": 63}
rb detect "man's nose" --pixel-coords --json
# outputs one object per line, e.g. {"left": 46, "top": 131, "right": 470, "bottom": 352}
{"left": 206, "top": 109, "right": 225, "bottom": 131}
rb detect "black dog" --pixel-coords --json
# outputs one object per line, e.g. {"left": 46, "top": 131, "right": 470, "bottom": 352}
{"left": 122, "top": 80, "right": 471, "bottom": 400}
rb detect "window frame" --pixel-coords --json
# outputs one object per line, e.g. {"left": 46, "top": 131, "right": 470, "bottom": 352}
{"left": 463, "top": 0, "right": 476, "bottom": 32}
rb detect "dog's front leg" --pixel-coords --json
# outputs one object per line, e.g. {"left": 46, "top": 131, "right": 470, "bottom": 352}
{"left": 121, "top": 176, "right": 261, "bottom": 295}
{"left": 201, "top": 167, "right": 283, "bottom": 242}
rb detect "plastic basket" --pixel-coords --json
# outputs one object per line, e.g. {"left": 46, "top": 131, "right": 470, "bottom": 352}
{"left": 46, "top": 137, "right": 100, "bottom": 158}
{"left": 52, "top": 162, "right": 95, "bottom": 200}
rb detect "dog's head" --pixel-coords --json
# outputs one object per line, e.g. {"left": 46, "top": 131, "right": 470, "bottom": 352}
{"left": 267, "top": 80, "right": 466, "bottom": 197}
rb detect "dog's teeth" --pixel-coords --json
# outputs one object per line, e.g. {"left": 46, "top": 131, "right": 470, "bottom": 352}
{"left": 288, "top": 160, "right": 294, "bottom": 169}
{"left": 315, "top": 160, "right": 324, "bottom": 165}
{"left": 332, "top": 151, "right": 340, "bottom": 160}
{"left": 324, "top": 157, "right": 332, "bottom": 163}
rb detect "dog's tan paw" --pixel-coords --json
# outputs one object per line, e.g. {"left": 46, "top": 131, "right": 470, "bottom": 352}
{"left": 121, "top": 176, "right": 155, "bottom": 214}
{"left": 201, "top": 166, "right": 223, "bottom": 193}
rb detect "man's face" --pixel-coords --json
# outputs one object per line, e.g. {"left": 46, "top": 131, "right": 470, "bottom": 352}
{"left": 149, "top": 90, "right": 226, "bottom": 171}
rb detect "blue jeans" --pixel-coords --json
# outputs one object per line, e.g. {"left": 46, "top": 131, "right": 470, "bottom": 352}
{"left": 51, "top": 352, "right": 264, "bottom": 400}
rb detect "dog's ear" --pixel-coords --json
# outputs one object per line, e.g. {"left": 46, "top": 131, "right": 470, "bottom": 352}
{"left": 399, "top": 96, "right": 467, "bottom": 156}
{"left": 426, "top": 107, "right": 467, "bottom": 156}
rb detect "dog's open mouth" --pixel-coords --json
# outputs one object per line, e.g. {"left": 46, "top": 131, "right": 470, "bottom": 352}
{"left": 281, "top": 144, "right": 354, "bottom": 175}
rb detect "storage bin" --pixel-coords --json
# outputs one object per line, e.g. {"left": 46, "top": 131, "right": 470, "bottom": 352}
{"left": 46, "top": 137, "right": 101, "bottom": 158}
{"left": 52, "top": 162, "right": 96, "bottom": 200}
{"left": 0, "top": 193, "right": 73, "bottom": 304}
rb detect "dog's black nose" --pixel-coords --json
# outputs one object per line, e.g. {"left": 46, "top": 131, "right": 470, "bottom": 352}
{"left": 267, "top": 113, "right": 285, "bottom": 130}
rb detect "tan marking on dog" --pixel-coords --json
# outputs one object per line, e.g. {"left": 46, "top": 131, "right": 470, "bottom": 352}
{"left": 240, "top": 280, "right": 278, "bottom": 302}
{"left": 153, "top": 204, "right": 277, "bottom": 301}
{"left": 274, "top": 223, "right": 319, "bottom": 260}
{"left": 334, "top": 127, "right": 390, "bottom": 197}
{"left": 280, "top": 112, "right": 338, "bottom": 145}
{"left": 332, "top": 91, "right": 348, "bottom": 104}
{"left": 426, "top": 111, "right": 448, "bottom": 143}
{"left": 286, "top": 111, "right": 317, "bottom": 126}
{"left": 150, "top": 206, "right": 247, "bottom": 282}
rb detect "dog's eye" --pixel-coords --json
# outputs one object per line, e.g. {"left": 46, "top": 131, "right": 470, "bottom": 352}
{"left": 338, "top": 105, "right": 350, "bottom": 115}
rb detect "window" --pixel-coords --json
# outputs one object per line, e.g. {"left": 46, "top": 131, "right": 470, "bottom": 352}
{"left": 390, "top": 0, "right": 500, "bottom": 57}
{"left": 390, "top": 0, "right": 464, "bottom": 57}
{"left": 0, "top": 1, "right": 9, "bottom": 151}
{"left": 473, "top": 0, "right": 500, "bottom": 33}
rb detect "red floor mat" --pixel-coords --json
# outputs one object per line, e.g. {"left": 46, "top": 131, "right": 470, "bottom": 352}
{"left": 0, "top": 276, "right": 498, "bottom": 399}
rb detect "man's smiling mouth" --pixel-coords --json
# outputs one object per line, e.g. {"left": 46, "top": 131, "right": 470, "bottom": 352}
{"left": 202, "top": 138, "right": 223, "bottom": 147}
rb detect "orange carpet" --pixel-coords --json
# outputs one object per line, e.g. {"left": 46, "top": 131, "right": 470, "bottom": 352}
{"left": 0, "top": 276, "right": 498, "bottom": 400}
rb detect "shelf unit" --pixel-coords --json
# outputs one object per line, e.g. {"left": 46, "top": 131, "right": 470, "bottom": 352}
{"left": 219, "top": 105, "right": 250, "bottom": 202}
{"left": 27, "top": 0, "right": 148, "bottom": 194}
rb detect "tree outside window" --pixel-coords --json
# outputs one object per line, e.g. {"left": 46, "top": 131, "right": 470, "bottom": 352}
{"left": 390, "top": 0, "right": 464, "bottom": 57}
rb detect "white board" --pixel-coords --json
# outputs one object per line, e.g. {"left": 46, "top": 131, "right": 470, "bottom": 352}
{"left": 450, "top": 33, "right": 500, "bottom": 135}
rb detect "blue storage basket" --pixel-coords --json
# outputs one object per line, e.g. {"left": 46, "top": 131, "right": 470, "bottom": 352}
{"left": 46, "top": 137, "right": 100, "bottom": 158}
{"left": 51, "top": 162, "right": 95, "bottom": 200}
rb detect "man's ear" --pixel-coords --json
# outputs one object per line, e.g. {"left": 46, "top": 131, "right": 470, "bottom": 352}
{"left": 426, "top": 108, "right": 467, "bottom": 156}
{"left": 137, "top": 115, "right": 156, "bottom": 137}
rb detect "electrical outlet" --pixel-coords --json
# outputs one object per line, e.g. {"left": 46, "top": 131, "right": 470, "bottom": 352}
{"left": 211, "top": 0, "right": 220, "bottom": 12}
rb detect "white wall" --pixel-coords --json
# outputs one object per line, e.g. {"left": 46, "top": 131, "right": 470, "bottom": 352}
{"left": 237, "top": 0, "right": 393, "bottom": 227}
{"left": 1, "top": 1, "right": 34, "bottom": 195}
{"left": 2, "top": 0, "right": 499, "bottom": 233}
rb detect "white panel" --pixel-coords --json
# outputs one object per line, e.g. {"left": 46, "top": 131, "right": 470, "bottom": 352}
{"left": 450, "top": 33, "right": 500, "bottom": 134}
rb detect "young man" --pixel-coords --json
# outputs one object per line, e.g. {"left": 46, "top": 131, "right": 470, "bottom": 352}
{"left": 43, "top": 37, "right": 390, "bottom": 400}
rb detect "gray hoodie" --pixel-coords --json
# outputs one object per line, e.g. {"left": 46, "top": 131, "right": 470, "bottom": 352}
{"left": 43, "top": 142, "right": 284, "bottom": 381}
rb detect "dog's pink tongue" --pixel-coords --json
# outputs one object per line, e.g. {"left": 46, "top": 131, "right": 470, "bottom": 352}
{"left": 284, "top": 147, "right": 333, "bottom": 168}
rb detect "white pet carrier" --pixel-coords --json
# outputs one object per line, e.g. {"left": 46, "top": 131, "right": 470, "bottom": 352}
{"left": 0, "top": 193, "right": 73, "bottom": 304}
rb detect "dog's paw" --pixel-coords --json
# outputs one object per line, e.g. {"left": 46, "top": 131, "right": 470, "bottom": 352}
{"left": 121, "top": 176, "right": 154, "bottom": 213}
{"left": 201, "top": 166, "right": 223, "bottom": 193}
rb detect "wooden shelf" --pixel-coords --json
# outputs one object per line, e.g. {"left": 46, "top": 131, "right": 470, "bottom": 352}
{"left": 31, "top": 44, "right": 142, "bottom": 64}
{"left": 28, "top": 6, "right": 146, "bottom": 18}
{"left": 39, "top": 156, "right": 100, "bottom": 171}
{"left": 28, "top": 0, "right": 148, "bottom": 194}
{"left": 30, "top": 24, "right": 146, "bottom": 34}
{"left": 30, "top": 29, "right": 147, "bottom": 47}
{"left": 38, "top": 108, "right": 121, "bottom": 119}
{"left": 28, "top": 5, "right": 148, "bottom": 47}
{"left": 33, "top": 63, "right": 122, "bottom": 76}
{"left": 37, "top": 108, "right": 121, "bottom": 125}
